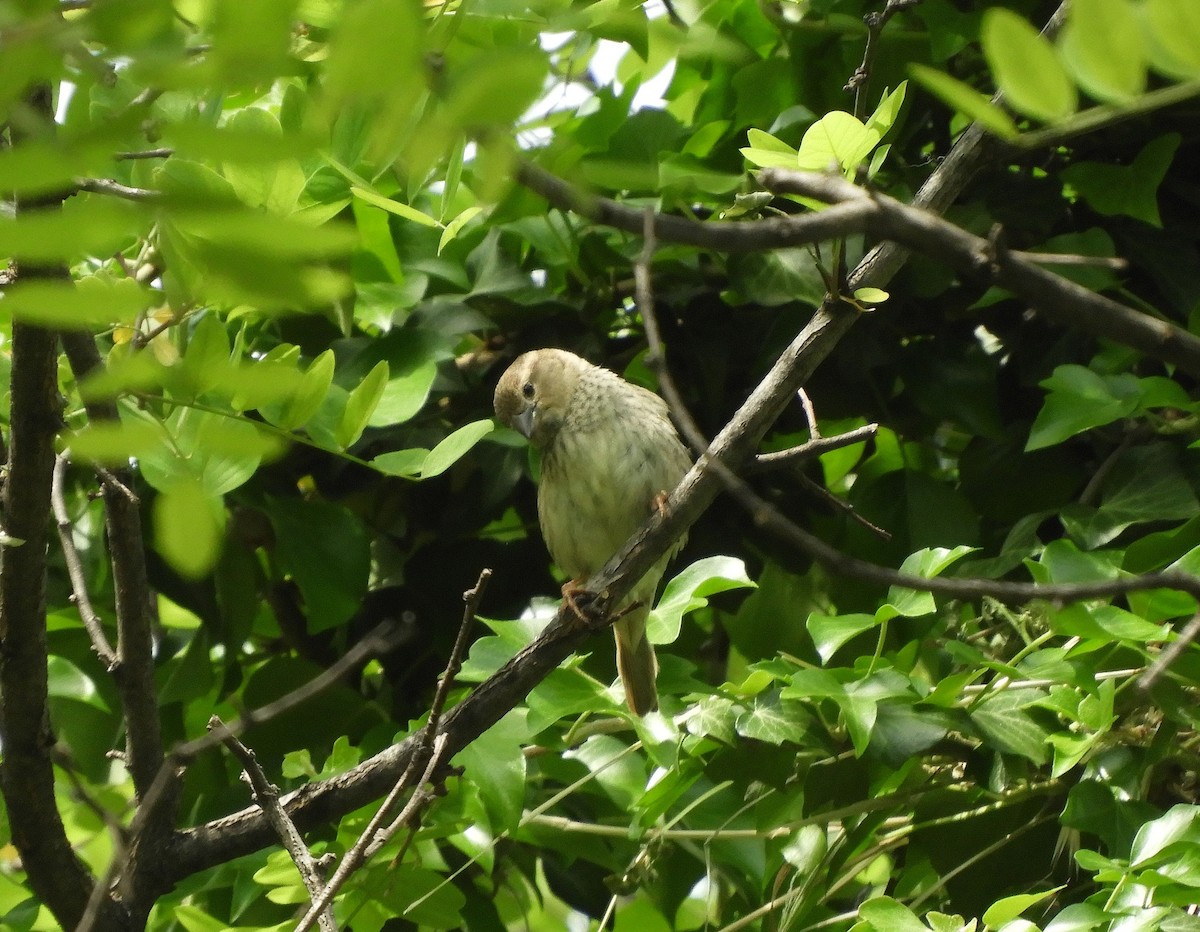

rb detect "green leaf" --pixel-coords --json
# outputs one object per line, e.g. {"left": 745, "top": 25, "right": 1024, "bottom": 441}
{"left": 421, "top": 419, "right": 495, "bottom": 479}
{"left": 336, "top": 360, "right": 389, "bottom": 449}
{"left": 807, "top": 612, "right": 878, "bottom": 664}
{"left": 863, "top": 82, "right": 907, "bottom": 141}
{"left": 67, "top": 419, "right": 165, "bottom": 464}
{"left": 983, "top": 887, "right": 1066, "bottom": 928}
{"left": 395, "top": 865, "right": 467, "bottom": 927}
{"left": 438, "top": 205, "right": 484, "bottom": 254}
{"left": 1059, "top": 0, "right": 1147, "bottom": 103}
{"left": 1130, "top": 805, "right": 1200, "bottom": 867}
{"left": 1026, "top": 365, "right": 1141, "bottom": 451}
{"left": 351, "top": 186, "right": 441, "bottom": 228}
{"left": 442, "top": 47, "right": 550, "bottom": 129}
{"left": 1144, "top": 0, "right": 1200, "bottom": 79}
{"left": 153, "top": 477, "right": 226, "bottom": 580}
{"left": 858, "top": 895, "right": 930, "bottom": 932}
{"left": 171, "top": 906, "right": 232, "bottom": 932}
{"left": 649, "top": 556, "right": 756, "bottom": 644}
{"left": 1, "top": 277, "right": 155, "bottom": 328}
{"left": 180, "top": 312, "right": 232, "bottom": 396}
{"left": 47, "top": 656, "right": 104, "bottom": 707}
{"left": 371, "top": 448, "right": 430, "bottom": 478}
{"left": 970, "top": 689, "right": 1051, "bottom": 764}
{"left": 265, "top": 497, "right": 370, "bottom": 632}
{"left": 982, "top": 8, "right": 1077, "bottom": 121}
{"left": 854, "top": 287, "right": 889, "bottom": 305}
{"left": 881, "top": 546, "right": 976, "bottom": 619}
{"left": 0, "top": 196, "right": 143, "bottom": 263}
{"left": 267, "top": 349, "right": 335, "bottom": 431}
{"left": 796, "top": 111, "right": 881, "bottom": 174}
{"left": 453, "top": 712, "right": 528, "bottom": 835}
{"left": 138, "top": 408, "right": 281, "bottom": 498}
{"left": 734, "top": 691, "right": 812, "bottom": 745}
{"left": 1062, "top": 134, "right": 1180, "bottom": 227}
{"left": 1061, "top": 443, "right": 1199, "bottom": 549}
{"left": 908, "top": 64, "right": 1019, "bottom": 139}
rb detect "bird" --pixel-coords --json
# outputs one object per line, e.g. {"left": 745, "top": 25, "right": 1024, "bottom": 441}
{"left": 493, "top": 348, "right": 692, "bottom": 715}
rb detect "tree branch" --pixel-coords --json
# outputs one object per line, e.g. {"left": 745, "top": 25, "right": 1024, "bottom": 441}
{"left": 757, "top": 168, "right": 1200, "bottom": 376}
{"left": 292, "top": 571, "right": 488, "bottom": 932}
{"left": 0, "top": 82, "right": 101, "bottom": 932}
{"left": 51, "top": 455, "right": 118, "bottom": 668}
{"left": 61, "top": 333, "right": 165, "bottom": 801}
{"left": 212, "top": 717, "right": 336, "bottom": 932}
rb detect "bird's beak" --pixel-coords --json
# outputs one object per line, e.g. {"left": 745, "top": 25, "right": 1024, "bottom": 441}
{"left": 512, "top": 405, "right": 536, "bottom": 439}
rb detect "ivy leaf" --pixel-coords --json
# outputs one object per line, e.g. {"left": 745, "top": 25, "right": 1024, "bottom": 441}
{"left": 1026, "top": 365, "right": 1141, "bottom": 451}
{"left": 649, "top": 556, "right": 756, "bottom": 644}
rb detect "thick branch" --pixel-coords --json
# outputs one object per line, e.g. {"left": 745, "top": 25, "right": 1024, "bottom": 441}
{"left": 0, "top": 83, "right": 99, "bottom": 931}
{"left": 515, "top": 160, "right": 875, "bottom": 251}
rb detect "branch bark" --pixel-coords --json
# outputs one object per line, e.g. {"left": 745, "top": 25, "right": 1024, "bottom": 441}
{"left": 0, "top": 82, "right": 102, "bottom": 932}
{"left": 61, "top": 333, "right": 166, "bottom": 800}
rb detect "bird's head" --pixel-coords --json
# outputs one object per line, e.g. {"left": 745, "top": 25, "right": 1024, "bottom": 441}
{"left": 493, "top": 348, "right": 587, "bottom": 448}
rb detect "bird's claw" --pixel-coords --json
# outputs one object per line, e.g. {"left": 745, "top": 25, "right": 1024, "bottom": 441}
{"left": 561, "top": 581, "right": 608, "bottom": 632}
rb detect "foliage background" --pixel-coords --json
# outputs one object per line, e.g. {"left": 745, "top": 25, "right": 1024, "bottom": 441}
{"left": 3, "top": 0, "right": 1200, "bottom": 929}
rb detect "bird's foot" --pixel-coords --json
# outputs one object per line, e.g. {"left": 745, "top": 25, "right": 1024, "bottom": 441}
{"left": 561, "top": 580, "right": 608, "bottom": 632}
{"left": 652, "top": 490, "right": 671, "bottom": 517}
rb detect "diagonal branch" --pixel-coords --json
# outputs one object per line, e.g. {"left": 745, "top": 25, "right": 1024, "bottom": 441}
{"left": 212, "top": 718, "right": 336, "bottom": 932}
{"left": 52, "top": 455, "right": 118, "bottom": 667}
{"left": 757, "top": 169, "right": 1200, "bottom": 376}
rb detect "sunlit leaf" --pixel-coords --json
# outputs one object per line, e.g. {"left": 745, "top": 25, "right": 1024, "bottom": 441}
{"left": 908, "top": 64, "right": 1019, "bottom": 139}
{"left": 421, "top": 419, "right": 495, "bottom": 479}
{"left": 336, "top": 360, "right": 389, "bottom": 449}
{"left": 983, "top": 8, "right": 1077, "bottom": 121}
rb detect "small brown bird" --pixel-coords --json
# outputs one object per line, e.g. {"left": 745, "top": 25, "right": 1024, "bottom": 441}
{"left": 494, "top": 348, "right": 692, "bottom": 715}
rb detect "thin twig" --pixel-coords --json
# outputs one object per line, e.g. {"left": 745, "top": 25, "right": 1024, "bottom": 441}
{"left": 517, "top": 160, "right": 1200, "bottom": 377}
{"left": 798, "top": 473, "right": 893, "bottom": 542}
{"left": 51, "top": 456, "right": 118, "bottom": 667}
{"left": 364, "top": 733, "right": 451, "bottom": 859}
{"left": 797, "top": 388, "right": 820, "bottom": 439}
{"left": 1012, "top": 250, "right": 1129, "bottom": 271}
{"left": 292, "top": 571, "right": 490, "bottom": 932}
{"left": 1140, "top": 612, "right": 1200, "bottom": 691}
{"left": 93, "top": 465, "right": 141, "bottom": 504}
{"left": 844, "top": 0, "right": 923, "bottom": 117}
{"left": 211, "top": 717, "right": 336, "bottom": 932}
{"left": 751, "top": 424, "right": 877, "bottom": 470}
{"left": 115, "top": 148, "right": 174, "bottom": 161}
{"left": 74, "top": 178, "right": 159, "bottom": 201}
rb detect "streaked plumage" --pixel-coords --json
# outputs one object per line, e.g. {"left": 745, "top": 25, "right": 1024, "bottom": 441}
{"left": 494, "top": 348, "right": 691, "bottom": 714}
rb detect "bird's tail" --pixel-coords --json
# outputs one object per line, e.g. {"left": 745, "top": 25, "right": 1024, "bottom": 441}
{"left": 614, "top": 606, "right": 658, "bottom": 715}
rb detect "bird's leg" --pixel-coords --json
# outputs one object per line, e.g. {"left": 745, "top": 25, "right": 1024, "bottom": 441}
{"left": 560, "top": 579, "right": 624, "bottom": 632}
{"left": 560, "top": 578, "right": 589, "bottom": 619}
{"left": 652, "top": 490, "right": 670, "bottom": 517}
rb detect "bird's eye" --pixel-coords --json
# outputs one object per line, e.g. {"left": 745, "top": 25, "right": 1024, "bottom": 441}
{"left": 522, "top": 382, "right": 535, "bottom": 399}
